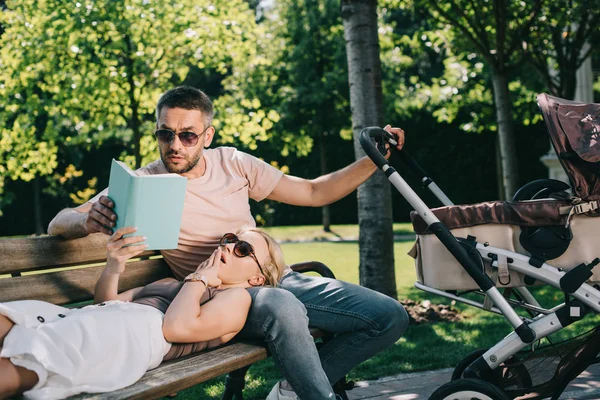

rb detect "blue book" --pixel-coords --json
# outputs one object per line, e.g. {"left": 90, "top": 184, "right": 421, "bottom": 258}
{"left": 107, "top": 159, "right": 187, "bottom": 250}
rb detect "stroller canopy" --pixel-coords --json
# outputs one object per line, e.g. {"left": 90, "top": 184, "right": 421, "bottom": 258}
{"left": 538, "top": 93, "right": 600, "bottom": 200}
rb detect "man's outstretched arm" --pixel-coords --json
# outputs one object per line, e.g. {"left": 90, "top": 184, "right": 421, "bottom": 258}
{"left": 48, "top": 196, "right": 116, "bottom": 238}
{"left": 267, "top": 125, "right": 404, "bottom": 207}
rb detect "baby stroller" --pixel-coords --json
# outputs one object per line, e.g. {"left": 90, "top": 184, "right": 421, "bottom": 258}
{"left": 360, "top": 93, "right": 600, "bottom": 399}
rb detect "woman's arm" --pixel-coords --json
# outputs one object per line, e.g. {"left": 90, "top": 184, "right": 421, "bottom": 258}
{"left": 94, "top": 227, "right": 148, "bottom": 304}
{"left": 162, "top": 286, "right": 251, "bottom": 344}
{"left": 162, "top": 247, "right": 252, "bottom": 344}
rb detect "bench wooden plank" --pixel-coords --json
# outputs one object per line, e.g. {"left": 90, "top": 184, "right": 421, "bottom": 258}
{"left": 72, "top": 342, "right": 269, "bottom": 400}
{"left": 0, "top": 259, "right": 171, "bottom": 305}
{"left": 72, "top": 328, "right": 327, "bottom": 400}
{"left": 0, "top": 234, "right": 159, "bottom": 274}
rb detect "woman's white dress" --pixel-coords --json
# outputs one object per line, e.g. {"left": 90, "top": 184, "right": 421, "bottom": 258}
{"left": 0, "top": 299, "right": 170, "bottom": 400}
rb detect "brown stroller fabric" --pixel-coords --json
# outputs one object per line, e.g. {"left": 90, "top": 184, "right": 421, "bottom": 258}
{"left": 409, "top": 94, "right": 600, "bottom": 290}
{"left": 411, "top": 94, "right": 600, "bottom": 235}
{"left": 410, "top": 200, "right": 574, "bottom": 235}
{"left": 538, "top": 93, "right": 600, "bottom": 201}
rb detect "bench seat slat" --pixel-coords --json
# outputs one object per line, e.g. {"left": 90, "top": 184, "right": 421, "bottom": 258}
{"left": 0, "top": 259, "right": 171, "bottom": 305}
{"left": 71, "top": 328, "right": 327, "bottom": 400}
{"left": 0, "top": 234, "right": 159, "bottom": 274}
{"left": 71, "top": 342, "right": 269, "bottom": 400}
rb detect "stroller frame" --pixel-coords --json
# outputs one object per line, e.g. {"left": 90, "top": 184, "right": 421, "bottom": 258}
{"left": 360, "top": 93, "right": 600, "bottom": 399}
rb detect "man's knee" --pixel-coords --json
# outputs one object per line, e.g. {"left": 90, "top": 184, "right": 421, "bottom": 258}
{"left": 375, "top": 298, "right": 409, "bottom": 342}
{"left": 248, "top": 288, "right": 309, "bottom": 340}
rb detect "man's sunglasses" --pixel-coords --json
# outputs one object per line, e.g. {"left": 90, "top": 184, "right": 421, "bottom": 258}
{"left": 154, "top": 126, "right": 211, "bottom": 147}
{"left": 219, "top": 233, "right": 264, "bottom": 276}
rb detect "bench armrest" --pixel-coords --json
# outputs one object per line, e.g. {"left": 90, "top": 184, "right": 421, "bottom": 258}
{"left": 289, "top": 261, "right": 335, "bottom": 279}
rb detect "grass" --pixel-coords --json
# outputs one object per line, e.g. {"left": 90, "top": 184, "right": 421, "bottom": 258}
{"left": 262, "top": 223, "right": 415, "bottom": 242}
{"left": 169, "top": 224, "right": 600, "bottom": 399}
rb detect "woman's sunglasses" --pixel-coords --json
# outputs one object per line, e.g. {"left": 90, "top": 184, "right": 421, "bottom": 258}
{"left": 220, "top": 233, "right": 264, "bottom": 275}
{"left": 154, "top": 126, "right": 211, "bottom": 147}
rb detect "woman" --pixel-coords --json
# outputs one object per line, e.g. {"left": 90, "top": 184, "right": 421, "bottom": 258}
{"left": 0, "top": 226, "right": 285, "bottom": 400}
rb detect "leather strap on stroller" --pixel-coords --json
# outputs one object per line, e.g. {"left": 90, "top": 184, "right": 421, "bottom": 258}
{"left": 483, "top": 254, "right": 511, "bottom": 311}
{"left": 561, "top": 199, "right": 599, "bottom": 228}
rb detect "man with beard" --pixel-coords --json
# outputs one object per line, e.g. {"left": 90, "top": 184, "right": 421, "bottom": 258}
{"left": 48, "top": 86, "right": 409, "bottom": 400}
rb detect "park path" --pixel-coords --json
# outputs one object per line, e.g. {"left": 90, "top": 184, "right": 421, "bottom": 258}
{"left": 346, "top": 364, "right": 600, "bottom": 399}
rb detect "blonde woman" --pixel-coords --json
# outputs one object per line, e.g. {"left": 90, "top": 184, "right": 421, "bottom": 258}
{"left": 0, "top": 227, "right": 285, "bottom": 400}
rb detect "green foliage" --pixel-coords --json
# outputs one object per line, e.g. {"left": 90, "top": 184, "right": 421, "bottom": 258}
{"left": 215, "top": 0, "right": 351, "bottom": 160}
{"left": 526, "top": 0, "right": 600, "bottom": 99}
{"left": 213, "top": 0, "right": 357, "bottom": 226}
{"left": 0, "top": 0, "right": 260, "bottom": 214}
{"left": 1, "top": 0, "right": 594, "bottom": 233}
{"left": 379, "top": 2, "right": 542, "bottom": 134}
{"left": 414, "top": 0, "right": 542, "bottom": 69}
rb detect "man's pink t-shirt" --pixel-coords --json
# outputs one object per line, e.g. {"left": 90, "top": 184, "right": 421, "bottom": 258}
{"left": 90, "top": 147, "right": 283, "bottom": 279}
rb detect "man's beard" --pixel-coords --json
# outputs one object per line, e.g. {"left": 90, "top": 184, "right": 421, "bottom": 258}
{"left": 160, "top": 149, "right": 202, "bottom": 174}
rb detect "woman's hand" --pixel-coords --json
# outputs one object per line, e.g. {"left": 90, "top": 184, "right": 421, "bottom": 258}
{"left": 95, "top": 227, "right": 147, "bottom": 303}
{"left": 164, "top": 245, "right": 251, "bottom": 343}
{"left": 106, "top": 227, "right": 148, "bottom": 274}
{"left": 194, "top": 247, "right": 223, "bottom": 287}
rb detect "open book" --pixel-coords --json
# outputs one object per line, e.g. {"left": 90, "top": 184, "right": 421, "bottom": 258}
{"left": 108, "top": 159, "right": 187, "bottom": 250}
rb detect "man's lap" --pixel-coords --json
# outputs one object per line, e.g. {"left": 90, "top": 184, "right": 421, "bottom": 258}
{"left": 242, "top": 273, "right": 404, "bottom": 335}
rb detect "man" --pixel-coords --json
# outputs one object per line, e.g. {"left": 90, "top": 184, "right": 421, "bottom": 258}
{"left": 48, "top": 86, "right": 409, "bottom": 400}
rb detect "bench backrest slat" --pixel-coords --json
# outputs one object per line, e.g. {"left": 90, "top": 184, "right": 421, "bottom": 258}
{"left": 0, "top": 234, "right": 160, "bottom": 274}
{"left": 0, "top": 259, "right": 171, "bottom": 305}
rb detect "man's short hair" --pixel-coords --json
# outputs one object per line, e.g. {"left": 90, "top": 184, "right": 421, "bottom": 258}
{"left": 156, "top": 86, "right": 214, "bottom": 127}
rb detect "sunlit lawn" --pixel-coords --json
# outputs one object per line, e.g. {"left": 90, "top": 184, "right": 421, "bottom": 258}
{"left": 262, "top": 223, "right": 415, "bottom": 243}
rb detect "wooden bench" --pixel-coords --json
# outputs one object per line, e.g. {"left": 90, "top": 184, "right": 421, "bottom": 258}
{"left": 0, "top": 233, "right": 348, "bottom": 399}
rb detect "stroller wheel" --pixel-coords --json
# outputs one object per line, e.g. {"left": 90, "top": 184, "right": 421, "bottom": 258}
{"left": 512, "top": 178, "right": 570, "bottom": 201}
{"left": 452, "top": 349, "right": 533, "bottom": 391}
{"left": 451, "top": 349, "right": 488, "bottom": 381}
{"left": 429, "top": 378, "right": 511, "bottom": 400}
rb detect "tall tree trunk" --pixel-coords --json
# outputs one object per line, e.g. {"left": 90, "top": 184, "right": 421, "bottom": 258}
{"left": 319, "top": 132, "right": 331, "bottom": 232}
{"left": 33, "top": 177, "right": 43, "bottom": 235}
{"left": 490, "top": 71, "right": 519, "bottom": 199}
{"left": 341, "top": 0, "right": 397, "bottom": 298}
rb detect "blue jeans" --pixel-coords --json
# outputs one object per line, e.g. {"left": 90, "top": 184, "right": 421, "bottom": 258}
{"left": 238, "top": 272, "right": 409, "bottom": 399}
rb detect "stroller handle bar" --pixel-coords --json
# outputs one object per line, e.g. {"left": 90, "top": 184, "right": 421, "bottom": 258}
{"left": 360, "top": 127, "right": 440, "bottom": 225}
{"left": 359, "top": 126, "right": 537, "bottom": 344}
{"left": 359, "top": 126, "right": 390, "bottom": 170}
{"left": 397, "top": 150, "right": 454, "bottom": 206}
{"left": 359, "top": 127, "right": 454, "bottom": 206}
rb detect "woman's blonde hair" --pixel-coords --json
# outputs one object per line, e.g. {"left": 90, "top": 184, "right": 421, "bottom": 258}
{"left": 236, "top": 227, "right": 286, "bottom": 287}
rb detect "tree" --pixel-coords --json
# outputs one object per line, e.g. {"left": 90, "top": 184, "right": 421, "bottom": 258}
{"left": 414, "top": 0, "right": 543, "bottom": 199}
{"left": 214, "top": 0, "right": 353, "bottom": 231}
{"left": 0, "top": 1, "right": 63, "bottom": 229}
{"left": 270, "top": 0, "right": 351, "bottom": 231}
{"left": 526, "top": 0, "right": 600, "bottom": 100}
{"left": 0, "top": 0, "right": 261, "bottom": 230}
{"left": 341, "top": 0, "right": 397, "bottom": 297}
